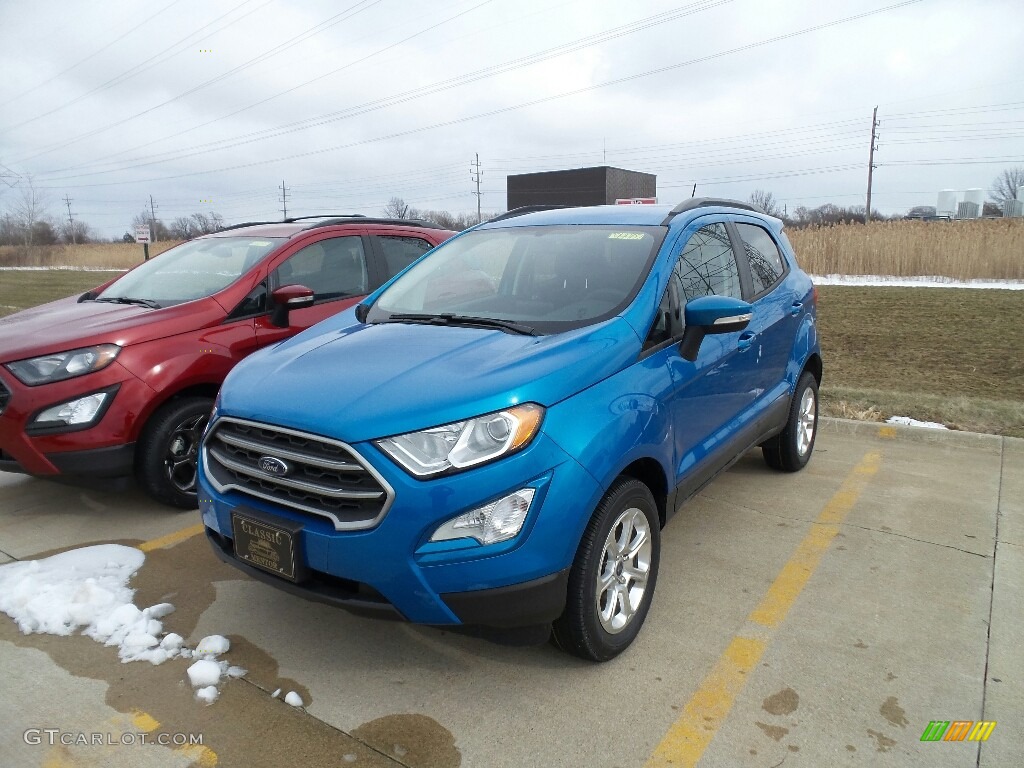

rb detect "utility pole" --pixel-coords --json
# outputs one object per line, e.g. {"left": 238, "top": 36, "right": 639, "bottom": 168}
{"left": 63, "top": 194, "right": 76, "bottom": 244}
{"left": 148, "top": 194, "right": 159, "bottom": 242}
{"left": 279, "top": 180, "right": 290, "bottom": 220}
{"left": 866, "top": 106, "right": 879, "bottom": 223}
{"left": 470, "top": 154, "right": 482, "bottom": 223}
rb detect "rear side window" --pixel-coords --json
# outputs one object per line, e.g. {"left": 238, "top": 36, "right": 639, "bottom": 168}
{"left": 734, "top": 223, "right": 786, "bottom": 295}
{"left": 378, "top": 236, "right": 432, "bottom": 276}
{"left": 676, "top": 223, "right": 743, "bottom": 301}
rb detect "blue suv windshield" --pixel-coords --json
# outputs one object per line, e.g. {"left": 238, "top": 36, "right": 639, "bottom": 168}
{"left": 367, "top": 224, "right": 665, "bottom": 334}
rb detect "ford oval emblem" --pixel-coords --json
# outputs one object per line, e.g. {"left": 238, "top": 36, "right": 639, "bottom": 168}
{"left": 257, "top": 456, "right": 290, "bottom": 476}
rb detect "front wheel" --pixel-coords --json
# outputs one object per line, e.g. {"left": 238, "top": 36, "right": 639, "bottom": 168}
{"left": 552, "top": 478, "right": 661, "bottom": 661}
{"left": 762, "top": 371, "right": 818, "bottom": 472}
{"left": 136, "top": 396, "right": 213, "bottom": 509}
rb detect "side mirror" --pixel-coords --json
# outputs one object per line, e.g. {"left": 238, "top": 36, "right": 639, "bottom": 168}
{"left": 270, "top": 284, "right": 314, "bottom": 328}
{"left": 354, "top": 303, "right": 369, "bottom": 323}
{"left": 678, "top": 295, "right": 753, "bottom": 362}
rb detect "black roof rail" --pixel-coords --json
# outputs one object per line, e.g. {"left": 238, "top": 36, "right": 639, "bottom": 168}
{"left": 213, "top": 220, "right": 285, "bottom": 233}
{"left": 300, "top": 217, "right": 448, "bottom": 231}
{"left": 283, "top": 214, "right": 366, "bottom": 222}
{"left": 486, "top": 205, "right": 566, "bottom": 223}
{"left": 660, "top": 197, "right": 760, "bottom": 225}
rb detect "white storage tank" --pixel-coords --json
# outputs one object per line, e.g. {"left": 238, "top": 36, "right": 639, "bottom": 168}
{"left": 962, "top": 188, "right": 985, "bottom": 218}
{"left": 936, "top": 189, "right": 958, "bottom": 217}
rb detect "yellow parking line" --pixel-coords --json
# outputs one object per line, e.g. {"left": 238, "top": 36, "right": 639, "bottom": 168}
{"left": 646, "top": 451, "right": 882, "bottom": 768}
{"left": 878, "top": 425, "right": 897, "bottom": 439}
{"left": 175, "top": 745, "right": 219, "bottom": 767}
{"left": 138, "top": 523, "right": 205, "bottom": 553}
{"left": 130, "top": 709, "right": 160, "bottom": 733}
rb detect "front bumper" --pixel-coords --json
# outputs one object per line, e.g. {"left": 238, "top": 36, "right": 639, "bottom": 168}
{"left": 199, "top": 430, "right": 603, "bottom": 627}
{"left": 0, "top": 364, "right": 151, "bottom": 477}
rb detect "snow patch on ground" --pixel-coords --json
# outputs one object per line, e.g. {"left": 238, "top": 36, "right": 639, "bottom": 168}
{"left": 0, "top": 545, "right": 254, "bottom": 706}
{"left": 0, "top": 266, "right": 129, "bottom": 272}
{"left": 811, "top": 274, "right": 1024, "bottom": 290}
{"left": 284, "top": 691, "right": 304, "bottom": 707}
{"left": 887, "top": 416, "right": 949, "bottom": 430}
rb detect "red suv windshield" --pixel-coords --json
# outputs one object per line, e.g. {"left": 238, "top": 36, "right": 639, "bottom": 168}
{"left": 98, "top": 236, "right": 284, "bottom": 306}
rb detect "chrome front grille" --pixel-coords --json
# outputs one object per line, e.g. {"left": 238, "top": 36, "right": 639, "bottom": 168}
{"left": 0, "top": 377, "right": 9, "bottom": 416}
{"left": 202, "top": 417, "right": 394, "bottom": 530}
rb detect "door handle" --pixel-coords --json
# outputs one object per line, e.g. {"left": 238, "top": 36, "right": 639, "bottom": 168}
{"left": 790, "top": 301, "right": 803, "bottom": 316}
{"left": 737, "top": 331, "right": 756, "bottom": 351}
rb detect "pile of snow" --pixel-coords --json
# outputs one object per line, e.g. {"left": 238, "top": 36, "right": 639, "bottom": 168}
{"left": 284, "top": 691, "right": 304, "bottom": 707}
{"left": 887, "top": 416, "right": 949, "bottom": 430}
{"left": 811, "top": 274, "right": 1024, "bottom": 290}
{"left": 0, "top": 544, "right": 172, "bottom": 663}
{"left": 0, "top": 545, "right": 248, "bottom": 706}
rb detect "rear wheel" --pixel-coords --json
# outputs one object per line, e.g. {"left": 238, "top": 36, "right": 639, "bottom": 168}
{"left": 762, "top": 371, "right": 818, "bottom": 472}
{"left": 136, "top": 396, "right": 213, "bottom": 509}
{"left": 552, "top": 478, "right": 660, "bottom": 661}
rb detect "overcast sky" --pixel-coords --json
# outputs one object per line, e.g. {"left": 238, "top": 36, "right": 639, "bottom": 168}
{"left": 0, "top": 0, "right": 1021, "bottom": 238}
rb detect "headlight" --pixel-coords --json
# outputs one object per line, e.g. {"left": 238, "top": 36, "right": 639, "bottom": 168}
{"left": 375, "top": 403, "right": 544, "bottom": 477}
{"left": 27, "top": 388, "right": 116, "bottom": 433}
{"left": 431, "top": 488, "right": 536, "bottom": 545}
{"left": 6, "top": 344, "right": 120, "bottom": 386}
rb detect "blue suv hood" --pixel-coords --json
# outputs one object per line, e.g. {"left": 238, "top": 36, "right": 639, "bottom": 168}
{"left": 220, "top": 314, "right": 642, "bottom": 443}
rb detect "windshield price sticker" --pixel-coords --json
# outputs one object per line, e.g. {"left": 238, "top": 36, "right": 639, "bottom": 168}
{"left": 608, "top": 232, "right": 646, "bottom": 240}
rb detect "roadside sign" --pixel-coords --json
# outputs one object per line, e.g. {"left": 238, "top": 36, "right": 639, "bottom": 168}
{"left": 615, "top": 198, "right": 658, "bottom": 205}
{"left": 134, "top": 225, "right": 152, "bottom": 244}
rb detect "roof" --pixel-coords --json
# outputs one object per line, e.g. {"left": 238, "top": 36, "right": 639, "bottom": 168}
{"left": 206, "top": 216, "right": 451, "bottom": 239}
{"left": 479, "top": 199, "right": 769, "bottom": 229}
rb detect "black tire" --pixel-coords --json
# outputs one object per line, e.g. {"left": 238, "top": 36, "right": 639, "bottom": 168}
{"left": 762, "top": 371, "right": 818, "bottom": 472}
{"left": 552, "top": 478, "right": 661, "bottom": 662}
{"left": 136, "top": 396, "right": 213, "bottom": 509}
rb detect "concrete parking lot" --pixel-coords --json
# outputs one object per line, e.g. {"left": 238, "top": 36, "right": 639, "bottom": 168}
{"left": 0, "top": 420, "right": 1020, "bottom": 768}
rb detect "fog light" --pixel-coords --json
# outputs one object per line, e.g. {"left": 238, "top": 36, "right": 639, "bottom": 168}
{"left": 33, "top": 392, "right": 110, "bottom": 428}
{"left": 430, "top": 488, "right": 536, "bottom": 546}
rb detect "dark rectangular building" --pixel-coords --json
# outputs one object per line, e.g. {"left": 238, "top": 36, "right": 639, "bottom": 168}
{"left": 506, "top": 166, "right": 656, "bottom": 209}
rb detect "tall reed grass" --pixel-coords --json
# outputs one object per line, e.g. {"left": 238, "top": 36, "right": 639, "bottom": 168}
{"left": 0, "top": 241, "right": 183, "bottom": 269}
{"left": 787, "top": 219, "right": 1024, "bottom": 280}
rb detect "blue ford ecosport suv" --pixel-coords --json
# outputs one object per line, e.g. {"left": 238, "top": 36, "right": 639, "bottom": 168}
{"left": 198, "top": 199, "right": 821, "bottom": 661}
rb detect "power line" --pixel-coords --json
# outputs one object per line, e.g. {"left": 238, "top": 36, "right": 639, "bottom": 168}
{"left": 149, "top": 195, "right": 159, "bottom": 242}
{"left": 866, "top": 106, "right": 879, "bottom": 222}
{"left": 29, "top": 0, "right": 930, "bottom": 189}
{"left": 0, "top": 0, "right": 187, "bottom": 108}
{"left": 471, "top": 153, "right": 483, "bottom": 224}
{"left": 279, "top": 180, "right": 290, "bottom": 220}
{"left": 33, "top": 0, "right": 735, "bottom": 177}
{"left": 0, "top": 0, "right": 271, "bottom": 137}
{"left": 63, "top": 195, "right": 77, "bottom": 243}
{"left": 9, "top": 0, "right": 384, "bottom": 160}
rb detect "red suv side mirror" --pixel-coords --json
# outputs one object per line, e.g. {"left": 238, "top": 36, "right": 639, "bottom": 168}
{"left": 270, "top": 284, "right": 315, "bottom": 328}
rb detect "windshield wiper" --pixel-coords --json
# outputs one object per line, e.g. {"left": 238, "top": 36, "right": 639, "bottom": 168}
{"left": 94, "top": 296, "right": 162, "bottom": 309}
{"left": 382, "top": 312, "right": 539, "bottom": 336}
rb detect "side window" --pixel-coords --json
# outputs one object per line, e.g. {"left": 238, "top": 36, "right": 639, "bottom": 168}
{"left": 378, "top": 236, "right": 432, "bottom": 277}
{"left": 676, "top": 223, "right": 743, "bottom": 301}
{"left": 734, "top": 223, "right": 786, "bottom": 295}
{"left": 228, "top": 282, "right": 268, "bottom": 319}
{"left": 273, "top": 236, "right": 368, "bottom": 302}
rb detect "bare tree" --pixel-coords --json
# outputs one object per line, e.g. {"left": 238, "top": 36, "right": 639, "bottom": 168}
{"left": 382, "top": 197, "right": 410, "bottom": 218}
{"left": 12, "top": 176, "right": 51, "bottom": 245}
{"left": 749, "top": 189, "right": 782, "bottom": 218}
{"left": 60, "top": 219, "right": 93, "bottom": 244}
{"left": 989, "top": 167, "right": 1024, "bottom": 204}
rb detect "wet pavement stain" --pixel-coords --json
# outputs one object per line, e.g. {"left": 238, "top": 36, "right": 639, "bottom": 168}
{"left": 854, "top": 639, "right": 868, "bottom": 649}
{"left": 0, "top": 535, "right": 400, "bottom": 767}
{"left": 846, "top": 744, "right": 856, "bottom": 752}
{"left": 762, "top": 687, "right": 800, "bottom": 716}
{"left": 885, "top": 672, "right": 897, "bottom": 682}
{"left": 222, "top": 634, "right": 311, "bottom": 709}
{"left": 352, "top": 714, "right": 461, "bottom": 768}
{"left": 755, "top": 722, "right": 789, "bottom": 741}
{"left": 787, "top": 744, "right": 799, "bottom": 752}
{"left": 880, "top": 696, "right": 908, "bottom": 727}
{"left": 867, "top": 728, "right": 897, "bottom": 752}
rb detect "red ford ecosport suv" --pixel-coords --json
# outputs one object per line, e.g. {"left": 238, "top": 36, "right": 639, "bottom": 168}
{"left": 0, "top": 215, "right": 454, "bottom": 508}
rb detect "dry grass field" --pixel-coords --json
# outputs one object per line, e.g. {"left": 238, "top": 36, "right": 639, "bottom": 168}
{"left": 0, "top": 241, "right": 183, "bottom": 269}
{"left": 788, "top": 218, "right": 1024, "bottom": 280}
